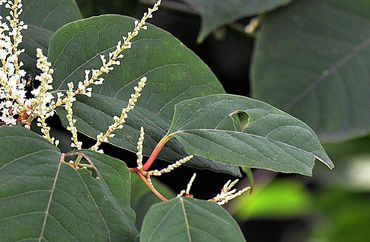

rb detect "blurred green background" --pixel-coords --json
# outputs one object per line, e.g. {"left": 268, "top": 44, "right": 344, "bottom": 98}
{"left": 74, "top": 1, "right": 370, "bottom": 241}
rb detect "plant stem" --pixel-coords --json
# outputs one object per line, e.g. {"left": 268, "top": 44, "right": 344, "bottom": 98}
{"left": 128, "top": 134, "right": 174, "bottom": 201}
{"left": 74, "top": 155, "right": 83, "bottom": 167}
{"left": 65, "top": 152, "right": 97, "bottom": 171}
{"left": 142, "top": 135, "right": 172, "bottom": 171}
{"left": 137, "top": 172, "right": 168, "bottom": 202}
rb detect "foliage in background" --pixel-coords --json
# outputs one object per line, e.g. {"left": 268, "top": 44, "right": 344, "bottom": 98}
{"left": 182, "top": 0, "right": 292, "bottom": 42}
{"left": 252, "top": 0, "right": 370, "bottom": 142}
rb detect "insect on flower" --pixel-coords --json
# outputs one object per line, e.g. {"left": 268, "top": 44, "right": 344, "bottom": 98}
{"left": 24, "top": 73, "right": 34, "bottom": 90}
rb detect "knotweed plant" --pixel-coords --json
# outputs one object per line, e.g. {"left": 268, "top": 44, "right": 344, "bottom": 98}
{"left": 0, "top": 0, "right": 250, "bottom": 206}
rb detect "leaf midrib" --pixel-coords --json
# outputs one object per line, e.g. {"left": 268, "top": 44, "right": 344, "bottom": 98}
{"left": 38, "top": 160, "right": 62, "bottom": 241}
{"left": 180, "top": 198, "right": 192, "bottom": 242}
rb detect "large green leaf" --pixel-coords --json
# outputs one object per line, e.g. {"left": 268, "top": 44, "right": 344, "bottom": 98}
{"left": 0, "top": 126, "right": 137, "bottom": 241}
{"left": 1, "top": 0, "right": 82, "bottom": 72}
{"left": 167, "top": 94, "right": 334, "bottom": 176}
{"left": 140, "top": 198, "right": 246, "bottom": 242}
{"left": 48, "top": 15, "right": 240, "bottom": 176}
{"left": 183, "top": 0, "right": 292, "bottom": 42}
{"left": 252, "top": 0, "right": 370, "bottom": 142}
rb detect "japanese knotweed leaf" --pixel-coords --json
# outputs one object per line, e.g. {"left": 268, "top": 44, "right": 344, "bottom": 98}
{"left": 252, "top": 0, "right": 370, "bottom": 142}
{"left": 140, "top": 198, "right": 246, "bottom": 242}
{"left": 48, "top": 15, "right": 240, "bottom": 176}
{"left": 0, "top": 0, "right": 82, "bottom": 72}
{"left": 0, "top": 126, "right": 137, "bottom": 241}
{"left": 183, "top": 0, "right": 292, "bottom": 42}
{"left": 167, "top": 94, "right": 334, "bottom": 176}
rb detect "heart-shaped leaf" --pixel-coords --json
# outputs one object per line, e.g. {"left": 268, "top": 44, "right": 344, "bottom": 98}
{"left": 0, "top": 126, "right": 137, "bottom": 241}
{"left": 48, "top": 15, "right": 240, "bottom": 176}
{"left": 167, "top": 94, "right": 334, "bottom": 176}
{"left": 183, "top": 0, "right": 293, "bottom": 42}
{"left": 140, "top": 198, "right": 246, "bottom": 242}
{"left": 251, "top": 0, "right": 370, "bottom": 142}
{"left": 1, "top": 0, "right": 82, "bottom": 72}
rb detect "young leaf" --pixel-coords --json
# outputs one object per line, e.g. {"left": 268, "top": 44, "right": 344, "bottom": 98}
{"left": 1, "top": 0, "right": 82, "bottom": 72}
{"left": 183, "top": 0, "right": 293, "bottom": 42}
{"left": 140, "top": 198, "right": 246, "bottom": 242}
{"left": 48, "top": 15, "right": 240, "bottom": 176}
{"left": 0, "top": 126, "right": 137, "bottom": 241}
{"left": 167, "top": 94, "right": 334, "bottom": 176}
{"left": 252, "top": 0, "right": 370, "bottom": 142}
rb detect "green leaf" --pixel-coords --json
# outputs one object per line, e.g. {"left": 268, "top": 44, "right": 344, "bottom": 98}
{"left": 182, "top": 0, "right": 293, "bottom": 42}
{"left": 131, "top": 175, "right": 175, "bottom": 230}
{"left": 0, "top": 126, "right": 137, "bottom": 241}
{"left": 48, "top": 15, "right": 240, "bottom": 176}
{"left": 0, "top": 0, "right": 82, "bottom": 72}
{"left": 167, "top": 94, "right": 334, "bottom": 176}
{"left": 140, "top": 198, "right": 246, "bottom": 242}
{"left": 251, "top": 0, "right": 370, "bottom": 142}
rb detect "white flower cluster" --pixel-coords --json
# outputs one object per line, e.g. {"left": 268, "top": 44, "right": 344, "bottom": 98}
{"left": 65, "top": 82, "right": 81, "bottom": 149}
{"left": 136, "top": 127, "right": 146, "bottom": 170}
{"left": 148, "top": 155, "right": 194, "bottom": 176}
{"left": 178, "top": 173, "right": 197, "bottom": 197}
{"left": 0, "top": 0, "right": 28, "bottom": 125}
{"left": 0, "top": 0, "right": 162, "bottom": 152}
{"left": 212, "top": 179, "right": 251, "bottom": 206}
{"left": 175, "top": 176, "right": 251, "bottom": 205}
{"left": 33, "top": 49, "right": 58, "bottom": 143}
{"left": 90, "top": 77, "right": 147, "bottom": 152}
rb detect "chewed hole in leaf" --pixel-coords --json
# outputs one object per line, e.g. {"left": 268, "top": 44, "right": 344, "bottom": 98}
{"left": 229, "top": 110, "right": 250, "bottom": 132}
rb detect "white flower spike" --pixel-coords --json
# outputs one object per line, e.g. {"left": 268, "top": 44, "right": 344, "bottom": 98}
{"left": 212, "top": 179, "right": 251, "bottom": 206}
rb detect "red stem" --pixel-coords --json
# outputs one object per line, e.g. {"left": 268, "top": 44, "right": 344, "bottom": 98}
{"left": 137, "top": 172, "right": 168, "bottom": 202}
{"left": 128, "top": 135, "right": 172, "bottom": 202}
{"left": 130, "top": 135, "right": 172, "bottom": 172}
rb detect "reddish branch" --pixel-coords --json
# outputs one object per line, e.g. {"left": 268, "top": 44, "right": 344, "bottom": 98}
{"left": 137, "top": 172, "right": 168, "bottom": 202}
{"left": 129, "top": 135, "right": 172, "bottom": 202}
{"left": 130, "top": 135, "right": 171, "bottom": 173}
